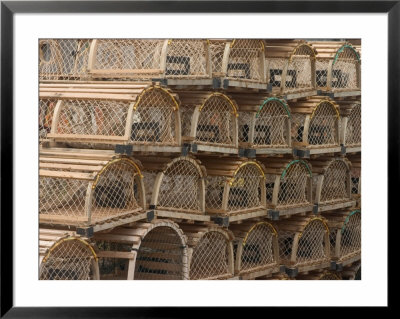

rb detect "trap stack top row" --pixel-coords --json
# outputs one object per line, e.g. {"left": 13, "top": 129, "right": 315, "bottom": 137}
{"left": 39, "top": 39, "right": 360, "bottom": 95}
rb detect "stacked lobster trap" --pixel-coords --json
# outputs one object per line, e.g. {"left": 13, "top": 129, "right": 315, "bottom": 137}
{"left": 38, "top": 38, "right": 361, "bottom": 280}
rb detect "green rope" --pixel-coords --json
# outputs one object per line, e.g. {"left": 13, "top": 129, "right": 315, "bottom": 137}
{"left": 281, "top": 160, "right": 312, "bottom": 179}
{"left": 256, "top": 97, "right": 291, "bottom": 119}
{"left": 333, "top": 44, "right": 360, "bottom": 65}
{"left": 341, "top": 209, "right": 361, "bottom": 234}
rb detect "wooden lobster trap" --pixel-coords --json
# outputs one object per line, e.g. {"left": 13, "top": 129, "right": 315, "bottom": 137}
{"left": 87, "top": 39, "right": 212, "bottom": 84}
{"left": 39, "top": 149, "right": 148, "bottom": 232}
{"left": 137, "top": 155, "right": 209, "bottom": 222}
{"left": 39, "top": 82, "right": 182, "bottom": 153}
{"left": 231, "top": 221, "right": 280, "bottom": 279}
{"left": 337, "top": 99, "right": 361, "bottom": 153}
{"left": 201, "top": 158, "right": 267, "bottom": 225}
{"left": 258, "top": 158, "right": 314, "bottom": 219}
{"left": 290, "top": 96, "right": 342, "bottom": 157}
{"left": 39, "top": 39, "right": 92, "bottom": 81}
{"left": 39, "top": 228, "right": 99, "bottom": 280}
{"left": 93, "top": 219, "right": 188, "bottom": 280}
{"left": 277, "top": 215, "right": 331, "bottom": 276}
{"left": 324, "top": 209, "right": 361, "bottom": 269}
{"left": 347, "top": 154, "right": 361, "bottom": 207}
{"left": 178, "top": 91, "right": 239, "bottom": 155}
{"left": 179, "top": 224, "right": 234, "bottom": 280}
{"left": 265, "top": 40, "right": 317, "bottom": 99}
{"left": 210, "top": 39, "right": 267, "bottom": 90}
{"left": 310, "top": 41, "right": 361, "bottom": 97}
{"left": 311, "top": 157, "right": 356, "bottom": 213}
{"left": 233, "top": 95, "right": 292, "bottom": 155}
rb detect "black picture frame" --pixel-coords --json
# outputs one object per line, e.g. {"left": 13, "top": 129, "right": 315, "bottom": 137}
{"left": 1, "top": 1, "right": 395, "bottom": 317}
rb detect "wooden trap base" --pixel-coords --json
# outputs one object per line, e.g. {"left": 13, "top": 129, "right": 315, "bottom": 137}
{"left": 238, "top": 264, "right": 281, "bottom": 280}
{"left": 317, "top": 200, "right": 357, "bottom": 213}
{"left": 285, "top": 260, "right": 331, "bottom": 278}
{"left": 319, "top": 90, "right": 361, "bottom": 99}
{"left": 293, "top": 146, "right": 343, "bottom": 158}
{"left": 209, "top": 208, "right": 269, "bottom": 227}
{"left": 331, "top": 253, "right": 361, "bottom": 271}
{"left": 267, "top": 204, "right": 315, "bottom": 221}
{"left": 154, "top": 209, "right": 211, "bottom": 223}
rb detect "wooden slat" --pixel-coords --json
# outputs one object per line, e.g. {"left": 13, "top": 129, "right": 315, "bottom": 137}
{"left": 39, "top": 92, "right": 140, "bottom": 101}
{"left": 96, "top": 250, "right": 135, "bottom": 259}
{"left": 39, "top": 162, "right": 104, "bottom": 172}
{"left": 39, "top": 169, "right": 95, "bottom": 180}
{"left": 47, "top": 133, "right": 128, "bottom": 141}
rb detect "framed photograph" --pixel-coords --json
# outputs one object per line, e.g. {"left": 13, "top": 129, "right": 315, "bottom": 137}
{"left": 1, "top": 0, "right": 395, "bottom": 316}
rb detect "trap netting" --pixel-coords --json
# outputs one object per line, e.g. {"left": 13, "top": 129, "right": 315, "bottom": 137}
{"left": 165, "top": 39, "right": 209, "bottom": 78}
{"left": 130, "top": 88, "right": 178, "bottom": 145}
{"left": 308, "top": 101, "right": 339, "bottom": 147}
{"left": 40, "top": 238, "right": 97, "bottom": 280}
{"left": 315, "top": 59, "right": 331, "bottom": 88}
{"left": 39, "top": 158, "right": 143, "bottom": 224}
{"left": 96, "top": 241, "right": 131, "bottom": 280}
{"left": 331, "top": 46, "right": 360, "bottom": 91}
{"left": 291, "top": 113, "right": 307, "bottom": 144}
{"left": 209, "top": 40, "right": 226, "bottom": 76}
{"left": 157, "top": 158, "right": 203, "bottom": 213}
{"left": 205, "top": 175, "right": 227, "bottom": 211}
{"left": 275, "top": 161, "right": 311, "bottom": 207}
{"left": 227, "top": 164, "right": 264, "bottom": 212}
{"left": 267, "top": 57, "right": 287, "bottom": 90}
{"left": 134, "top": 226, "right": 186, "bottom": 280}
{"left": 39, "top": 98, "right": 57, "bottom": 142}
{"left": 340, "top": 211, "right": 361, "bottom": 259}
{"left": 39, "top": 39, "right": 91, "bottom": 80}
{"left": 285, "top": 45, "right": 315, "bottom": 92}
{"left": 195, "top": 95, "right": 236, "bottom": 146}
{"left": 351, "top": 167, "right": 360, "bottom": 196}
{"left": 53, "top": 99, "right": 130, "bottom": 139}
{"left": 278, "top": 230, "right": 296, "bottom": 261}
{"left": 238, "top": 111, "right": 255, "bottom": 144}
{"left": 240, "top": 223, "right": 277, "bottom": 273}
{"left": 320, "top": 160, "right": 350, "bottom": 203}
{"left": 91, "top": 39, "right": 165, "bottom": 78}
{"left": 226, "top": 39, "right": 264, "bottom": 82}
{"left": 296, "top": 219, "right": 329, "bottom": 266}
{"left": 253, "top": 99, "right": 290, "bottom": 147}
{"left": 345, "top": 103, "right": 361, "bottom": 146}
{"left": 189, "top": 231, "right": 231, "bottom": 280}
{"left": 180, "top": 105, "right": 195, "bottom": 137}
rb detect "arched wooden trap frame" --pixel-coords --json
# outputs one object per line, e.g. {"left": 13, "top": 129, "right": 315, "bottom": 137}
{"left": 93, "top": 220, "right": 188, "bottom": 280}
{"left": 39, "top": 83, "right": 182, "bottom": 152}
{"left": 325, "top": 209, "right": 361, "bottom": 268}
{"left": 210, "top": 39, "right": 266, "bottom": 88}
{"left": 39, "top": 39, "right": 92, "bottom": 81}
{"left": 265, "top": 40, "right": 317, "bottom": 98}
{"left": 296, "top": 270, "right": 342, "bottom": 280}
{"left": 234, "top": 95, "right": 292, "bottom": 155}
{"left": 87, "top": 39, "right": 211, "bottom": 80}
{"left": 290, "top": 97, "right": 341, "bottom": 156}
{"left": 259, "top": 158, "right": 313, "bottom": 219}
{"left": 277, "top": 215, "right": 331, "bottom": 275}
{"left": 39, "top": 153, "right": 147, "bottom": 231}
{"left": 201, "top": 158, "right": 266, "bottom": 222}
{"left": 39, "top": 228, "right": 99, "bottom": 280}
{"left": 230, "top": 221, "right": 280, "bottom": 279}
{"left": 310, "top": 41, "right": 361, "bottom": 95}
{"left": 136, "top": 155, "right": 209, "bottom": 222}
{"left": 178, "top": 91, "right": 239, "bottom": 154}
{"left": 179, "top": 224, "right": 234, "bottom": 280}
{"left": 338, "top": 100, "right": 361, "bottom": 152}
{"left": 311, "top": 157, "right": 354, "bottom": 212}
